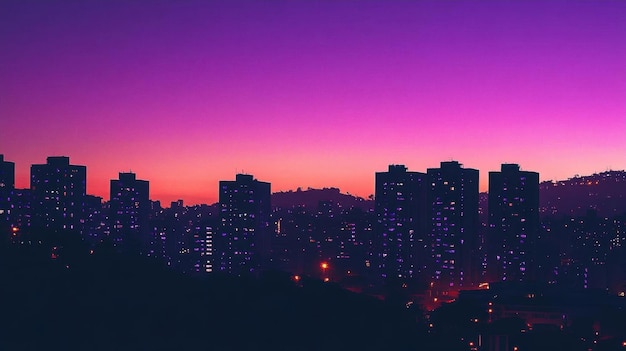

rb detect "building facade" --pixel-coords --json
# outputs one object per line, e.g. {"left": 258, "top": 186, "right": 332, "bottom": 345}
{"left": 427, "top": 161, "right": 480, "bottom": 291}
{"left": 375, "top": 165, "right": 428, "bottom": 283}
{"left": 0, "top": 155, "right": 16, "bottom": 234}
{"left": 30, "top": 156, "right": 87, "bottom": 233}
{"left": 488, "top": 164, "right": 540, "bottom": 282}
{"left": 109, "top": 172, "right": 150, "bottom": 254}
{"left": 218, "top": 174, "right": 271, "bottom": 274}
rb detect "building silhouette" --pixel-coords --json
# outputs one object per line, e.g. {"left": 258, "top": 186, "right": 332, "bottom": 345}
{"left": 0, "top": 155, "right": 16, "bottom": 233}
{"left": 488, "top": 164, "right": 539, "bottom": 282}
{"left": 0, "top": 155, "right": 15, "bottom": 191}
{"left": 152, "top": 201, "right": 217, "bottom": 275}
{"left": 84, "top": 194, "right": 105, "bottom": 246}
{"left": 109, "top": 172, "right": 150, "bottom": 254}
{"left": 9, "top": 189, "right": 32, "bottom": 236}
{"left": 374, "top": 165, "right": 428, "bottom": 283}
{"left": 218, "top": 174, "right": 271, "bottom": 274}
{"left": 427, "top": 161, "right": 480, "bottom": 291}
{"left": 196, "top": 223, "right": 215, "bottom": 274}
{"left": 30, "top": 156, "right": 86, "bottom": 233}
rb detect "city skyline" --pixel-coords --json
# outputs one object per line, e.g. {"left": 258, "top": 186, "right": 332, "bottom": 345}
{"left": 3, "top": 144, "right": 626, "bottom": 350}
{"left": 2, "top": 1, "right": 625, "bottom": 205}
{"left": 3, "top": 152, "right": 625, "bottom": 294}
{"left": 1, "top": 153, "right": 625, "bottom": 206}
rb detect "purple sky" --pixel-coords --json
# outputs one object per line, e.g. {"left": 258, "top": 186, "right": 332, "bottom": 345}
{"left": 1, "top": 0, "right": 625, "bottom": 205}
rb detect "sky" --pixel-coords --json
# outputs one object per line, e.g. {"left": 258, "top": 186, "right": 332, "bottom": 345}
{"left": 1, "top": 0, "right": 625, "bottom": 205}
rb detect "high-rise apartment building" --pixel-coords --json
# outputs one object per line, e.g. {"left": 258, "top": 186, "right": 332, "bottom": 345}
{"left": 375, "top": 165, "right": 428, "bottom": 283}
{"left": 84, "top": 194, "right": 106, "bottom": 245}
{"left": 0, "top": 155, "right": 15, "bottom": 191}
{"left": 218, "top": 174, "right": 271, "bottom": 274}
{"left": 427, "top": 161, "right": 479, "bottom": 290}
{"left": 30, "top": 156, "right": 86, "bottom": 232}
{"left": 109, "top": 172, "right": 150, "bottom": 254}
{"left": 488, "top": 164, "right": 539, "bottom": 282}
{"left": 0, "top": 155, "right": 16, "bottom": 231}
{"left": 0, "top": 154, "right": 15, "bottom": 228}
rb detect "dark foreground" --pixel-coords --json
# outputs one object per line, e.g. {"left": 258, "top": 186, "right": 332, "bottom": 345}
{"left": 2, "top": 234, "right": 625, "bottom": 351}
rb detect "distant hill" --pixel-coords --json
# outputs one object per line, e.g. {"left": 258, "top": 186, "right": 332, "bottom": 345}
{"left": 269, "top": 171, "right": 626, "bottom": 218}
{"left": 539, "top": 170, "right": 626, "bottom": 218}
{"left": 272, "top": 187, "right": 373, "bottom": 211}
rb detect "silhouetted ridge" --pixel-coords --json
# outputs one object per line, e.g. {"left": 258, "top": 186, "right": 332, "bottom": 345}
{"left": 540, "top": 170, "right": 626, "bottom": 217}
{"left": 478, "top": 170, "right": 626, "bottom": 219}
{"left": 272, "top": 187, "right": 373, "bottom": 211}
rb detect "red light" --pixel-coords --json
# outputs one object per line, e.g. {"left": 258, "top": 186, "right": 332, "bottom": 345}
{"left": 320, "top": 262, "right": 329, "bottom": 270}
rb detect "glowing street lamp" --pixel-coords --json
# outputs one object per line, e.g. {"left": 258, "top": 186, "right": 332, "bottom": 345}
{"left": 320, "top": 262, "right": 329, "bottom": 281}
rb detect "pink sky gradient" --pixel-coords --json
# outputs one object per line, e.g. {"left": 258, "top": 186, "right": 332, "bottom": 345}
{"left": 1, "top": 0, "right": 625, "bottom": 205}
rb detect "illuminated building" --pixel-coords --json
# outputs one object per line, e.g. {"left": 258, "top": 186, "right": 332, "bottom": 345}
{"left": 427, "top": 161, "right": 480, "bottom": 290}
{"left": 154, "top": 201, "right": 217, "bottom": 275}
{"left": 488, "top": 164, "right": 539, "bottom": 282}
{"left": 30, "top": 156, "right": 86, "bottom": 233}
{"left": 0, "top": 155, "right": 15, "bottom": 230}
{"left": 10, "top": 189, "right": 32, "bottom": 233}
{"left": 375, "top": 165, "right": 428, "bottom": 282}
{"left": 84, "top": 194, "right": 105, "bottom": 245}
{"left": 109, "top": 172, "right": 150, "bottom": 254}
{"left": 217, "top": 174, "right": 271, "bottom": 274}
{"left": 198, "top": 224, "right": 215, "bottom": 273}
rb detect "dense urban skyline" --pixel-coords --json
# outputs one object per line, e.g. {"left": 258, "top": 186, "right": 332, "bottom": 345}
{"left": 2, "top": 1, "right": 625, "bottom": 205}
{"left": 2, "top": 153, "right": 623, "bottom": 207}
{"left": 2, "top": 153, "right": 626, "bottom": 349}
{"left": 3, "top": 153, "right": 626, "bottom": 289}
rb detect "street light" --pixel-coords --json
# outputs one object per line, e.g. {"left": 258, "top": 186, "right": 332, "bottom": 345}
{"left": 321, "top": 262, "right": 329, "bottom": 281}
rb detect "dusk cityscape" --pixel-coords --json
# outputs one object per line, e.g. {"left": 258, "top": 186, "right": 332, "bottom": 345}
{"left": 2, "top": 0, "right": 626, "bottom": 350}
